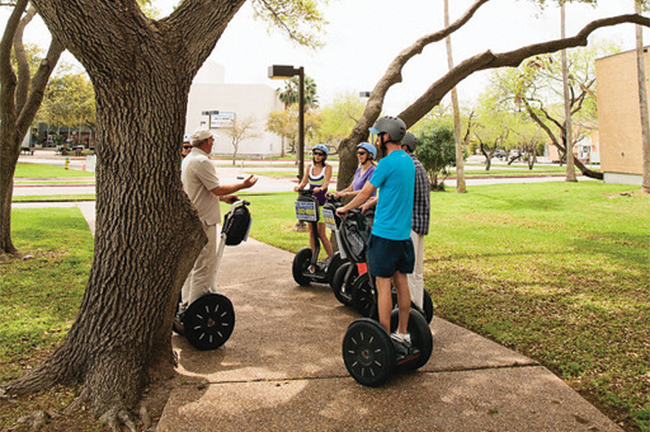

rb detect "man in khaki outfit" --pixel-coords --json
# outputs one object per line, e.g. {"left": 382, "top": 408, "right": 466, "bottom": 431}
{"left": 179, "top": 129, "right": 257, "bottom": 313}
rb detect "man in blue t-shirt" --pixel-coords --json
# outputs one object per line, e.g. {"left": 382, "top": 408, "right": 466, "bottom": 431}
{"left": 337, "top": 116, "right": 416, "bottom": 359}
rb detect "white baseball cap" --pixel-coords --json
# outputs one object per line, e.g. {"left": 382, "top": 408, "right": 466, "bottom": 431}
{"left": 191, "top": 129, "right": 214, "bottom": 143}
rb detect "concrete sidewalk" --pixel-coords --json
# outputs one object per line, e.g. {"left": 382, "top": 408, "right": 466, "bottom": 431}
{"left": 156, "top": 237, "right": 622, "bottom": 432}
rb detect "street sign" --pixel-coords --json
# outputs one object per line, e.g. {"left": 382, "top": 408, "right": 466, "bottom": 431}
{"left": 210, "top": 111, "right": 236, "bottom": 129}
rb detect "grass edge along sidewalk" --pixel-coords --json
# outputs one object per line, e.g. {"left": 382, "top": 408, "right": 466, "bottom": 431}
{"left": 1, "top": 182, "right": 649, "bottom": 432}
{"left": 249, "top": 182, "right": 649, "bottom": 432}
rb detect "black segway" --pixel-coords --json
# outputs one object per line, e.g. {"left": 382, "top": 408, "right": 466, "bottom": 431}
{"left": 332, "top": 207, "right": 434, "bottom": 323}
{"left": 330, "top": 207, "right": 373, "bottom": 308}
{"left": 173, "top": 200, "right": 252, "bottom": 351}
{"left": 342, "top": 308, "right": 433, "bottom": 387}
{"left": 292, "top": 190, "right": 344, "bottom": 286}
{"left": 350, "top": 271, "right": 435, "bottom": 323}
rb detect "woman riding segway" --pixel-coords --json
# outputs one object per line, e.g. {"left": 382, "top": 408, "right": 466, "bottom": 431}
{"left": 331, "top": 142, "right": 377, "bottom": 306}
{"left": 294, "top": 144, "right": 334, "bottom": 261}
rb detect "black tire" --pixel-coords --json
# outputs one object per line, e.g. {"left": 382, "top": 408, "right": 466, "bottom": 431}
{"left": 184, "top": 294, "right": 235, "bottom": 351}
{"left": 390, "top": 308, "right": 433, "bottom": 371}
{"left": 331, "top": 262, "right": 354, "bottom": 305}
{"left": 342, "top": 318, "right": 396, "bottom": 387}
{"left": 351, "top": 272, "right": 376, "bottom": 317}
{"left": 411, "top": 289, "right": 434, "bottom": 324}
{"left": 326, "top": 252, "right": 344, "bottom": 287}
{"left": 422, "top": 290, "right": 434, "bottom": 324}
{"left": 292, "top": 247, "right": 313, "bottom": 286}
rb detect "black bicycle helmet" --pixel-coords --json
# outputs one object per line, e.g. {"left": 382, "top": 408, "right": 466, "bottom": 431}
{"left": 402, "top": 132, "right": 418, "bottom": 152}
{"left": 369, "top": 116, "right": 406, "bottom": 143}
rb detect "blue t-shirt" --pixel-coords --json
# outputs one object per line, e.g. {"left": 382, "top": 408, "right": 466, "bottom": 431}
{"left": 369, "top": 150, "right": 415, "bottom": 240}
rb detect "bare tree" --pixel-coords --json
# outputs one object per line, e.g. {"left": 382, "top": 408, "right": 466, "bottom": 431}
{"left": 0, "top": 0, "right": 64, "bottom": 255}
{"left": 218, "top": 115, "right": 262, "bottom": 165}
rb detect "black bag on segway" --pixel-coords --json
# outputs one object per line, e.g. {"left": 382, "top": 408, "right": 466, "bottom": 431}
{"left": 340, "top": 210, "right": 372, "bottom": 263}
{"left": 222, "top": 201, "right": 252, "bottom": 246}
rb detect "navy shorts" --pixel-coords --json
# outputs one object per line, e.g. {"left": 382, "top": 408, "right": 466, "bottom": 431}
{"left": 366, "top": 234, "right": 415, "bottom": 278}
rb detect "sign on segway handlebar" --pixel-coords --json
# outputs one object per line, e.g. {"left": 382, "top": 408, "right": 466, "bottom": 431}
{"left": 295, "top": 200, "right": 318, "bottom": 222}
{"left": 321, "top": 208, "right": 337, "bottom": 231}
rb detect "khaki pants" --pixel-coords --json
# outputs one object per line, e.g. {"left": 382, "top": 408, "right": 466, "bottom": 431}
{"left": 182, "top": 222, "right": 218, "bottom": 307}
{"left": 408, "top": 230, "right": 425, "bottom": 310}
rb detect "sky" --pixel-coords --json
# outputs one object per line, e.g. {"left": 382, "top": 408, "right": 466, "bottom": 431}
{"left": 2, "top": 0, "right": 647, "bottom": 113}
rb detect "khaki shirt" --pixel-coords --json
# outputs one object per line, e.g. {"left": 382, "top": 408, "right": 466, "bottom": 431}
{"left": 181, "top": 148, "right": 221, "bottom": 225}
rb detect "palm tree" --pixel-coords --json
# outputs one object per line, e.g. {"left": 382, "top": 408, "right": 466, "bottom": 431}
{"left": 635, "top": 0, "right": 650, "bottom": 192}
{"left": 444, "top": 0, "right": 467, "bottom": 193}
{"left": 276, "top": 75, "right": 319, "bottom": 111}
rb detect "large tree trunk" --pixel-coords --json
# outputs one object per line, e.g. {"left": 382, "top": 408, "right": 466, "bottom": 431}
{"left": 0, "top": 1, "right": 64, "bottom": 255}
{"left": 4, "top": 0, "right": 246, "bottom": 419}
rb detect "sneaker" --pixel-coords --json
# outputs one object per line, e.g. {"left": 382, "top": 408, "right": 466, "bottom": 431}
{"left": 391, "top": 333, "right": 419, "bottom": 363}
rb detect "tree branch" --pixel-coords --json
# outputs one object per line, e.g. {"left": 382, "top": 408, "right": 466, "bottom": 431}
{"left": 162, "top": 0, "right": 246, "bottom": 76}
{"left": 13, "top": 4, "right": 36, "bottom": 115}
{"left": 0, "top": 0, "right": 28, "bottom": 134}
{"left": 399, "top": 14, "right": 650, "bottom": 127}
{"left": 17, "top": 37, "right": 64, "bottom": 135}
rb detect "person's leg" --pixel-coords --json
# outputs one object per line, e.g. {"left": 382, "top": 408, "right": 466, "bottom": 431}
{"left": 187, "top": 222, "right": 218, "bottom": 304}
{"left": 318, "top": 222, "right": 333, "bottom": 258}
{"left": 393, "top": 271, "right": 411, "bottom": 335}
{"left": 309, "top": 223, "right": 317, "bottom": 255}
{"left": 407, "top": 231, "right": 425, "bottom": 310}
{"left": 375, "top": 276, "right": 393, "bottom": 332}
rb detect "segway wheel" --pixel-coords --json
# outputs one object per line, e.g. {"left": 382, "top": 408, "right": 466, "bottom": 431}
{"left": 342, "top": 318, "right": 396, "bottom": 387}
{"left": 351, "top": 272, "right": 376, "bottom": 317}
{"left": 422, "top": 290, "right": 434, "bottom": 324}
{"left": 325, "top": 252, "right": 343, "bottom": 287}
{"left": 390, "top": 308, "right": 433, "bottom": 371}
{"left": 410, "top": 289, "right": 434, "bottom": 324}
{"left": 292, "top": 247, "right": 313, "bottom": 286}
{"left": 184, "top": 294, "right": 235, "bottom": 351}
{"left": 331, "top": 262, "right": 355, "bottom": 306}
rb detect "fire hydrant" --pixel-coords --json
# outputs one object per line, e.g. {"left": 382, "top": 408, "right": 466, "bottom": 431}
{"left": 64, "top": 157, "right": 70, "bottom": 170}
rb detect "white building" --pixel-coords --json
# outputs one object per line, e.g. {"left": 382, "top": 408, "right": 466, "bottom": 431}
{"left": 186, "top": 61, "right": 284, "bottom": 158}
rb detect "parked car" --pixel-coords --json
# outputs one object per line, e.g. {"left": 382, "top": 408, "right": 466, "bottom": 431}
{"left": 493, "top": 149, "right": 507, "bottom": 160}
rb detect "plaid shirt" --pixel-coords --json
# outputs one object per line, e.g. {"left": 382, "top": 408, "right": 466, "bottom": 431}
{"left": 411, "top": 155, "right": 430, "bottom": 235}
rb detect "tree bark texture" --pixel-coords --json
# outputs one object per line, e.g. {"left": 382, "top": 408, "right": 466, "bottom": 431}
{"left": 5, "top": 0, "right": 246, "bottom": 418}
{"left": 0, "top": 0, "right": 64, "bottom": 255}
{"left": 336, "top": 7, "right": 649, "bottom": 188}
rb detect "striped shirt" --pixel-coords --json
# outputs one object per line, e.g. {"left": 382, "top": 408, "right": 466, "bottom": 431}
{"left": 411, "top": 155, "right": 430, "bottom": 235}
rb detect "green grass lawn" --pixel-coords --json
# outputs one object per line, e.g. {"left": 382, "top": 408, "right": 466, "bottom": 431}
{"left": 247, "top": 183, "right": 649, "bottom": 432}
{"left": 2, "top": 182, "right": 648, "bottom": 431}
{"left": 14, "top": 162, "right": 95, "bottom": 178}
{"left": 0, "top": 207, "right": 100, "bottom": 431}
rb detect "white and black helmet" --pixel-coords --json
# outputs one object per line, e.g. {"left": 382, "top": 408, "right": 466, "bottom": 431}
{"left": 402, "top": 132, "right": 418, "bottom": 152}
{"left": 369, "top": 116, "right": 406, "bottom": 143}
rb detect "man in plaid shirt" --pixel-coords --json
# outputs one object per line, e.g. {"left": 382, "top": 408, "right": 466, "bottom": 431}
{"left": 402, "top": 133, "right": 430, "bottom": 310}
